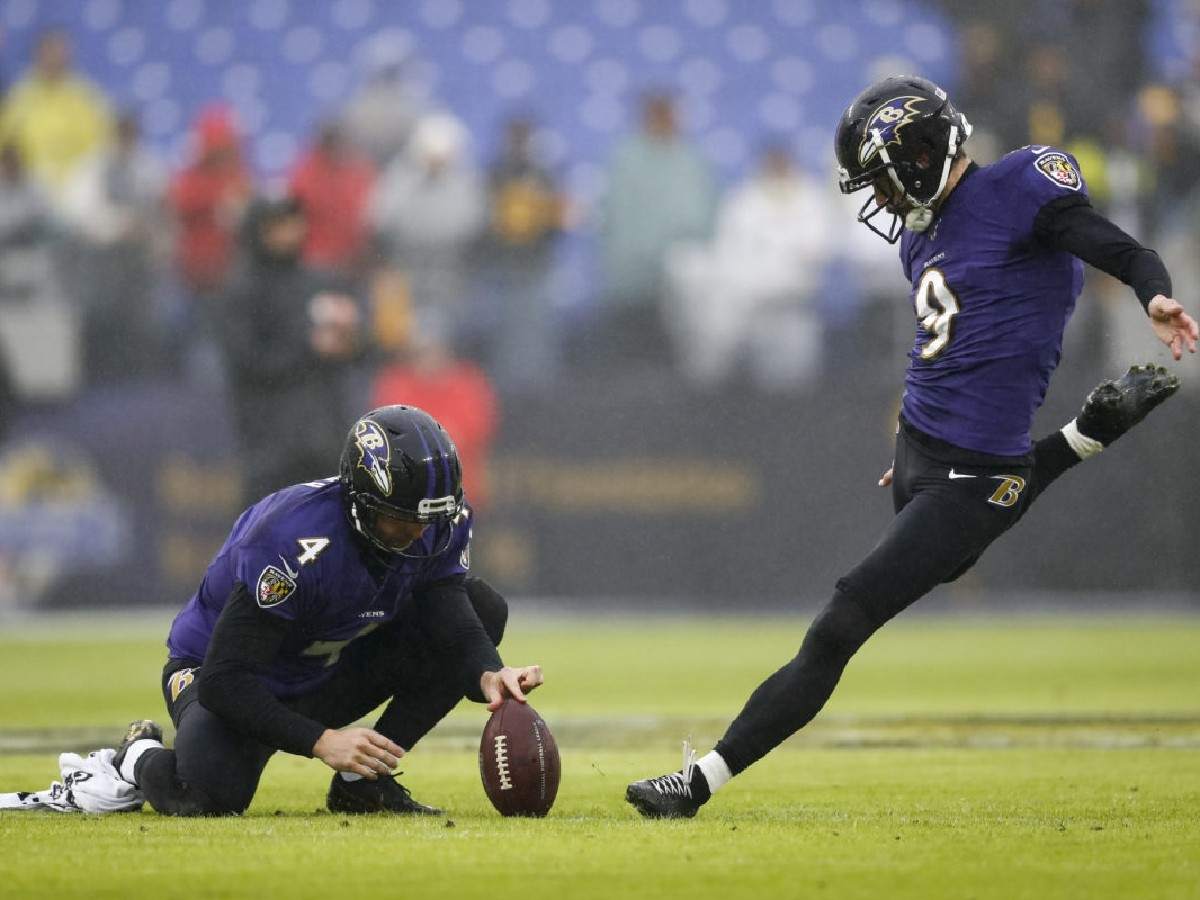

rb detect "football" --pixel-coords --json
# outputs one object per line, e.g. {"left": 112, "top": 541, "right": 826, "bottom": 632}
{"left": 479, "top": 699, "right": 561, "bottom": 817}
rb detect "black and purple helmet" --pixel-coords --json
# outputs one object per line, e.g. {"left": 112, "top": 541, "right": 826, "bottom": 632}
{"left": 835, "top": 74, "right": 971, "bottom": 242}
{"left": 339, "top": 405, "right": 463, "bottom": 556}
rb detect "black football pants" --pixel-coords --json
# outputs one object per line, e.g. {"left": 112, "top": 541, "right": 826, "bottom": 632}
{"left": 713, "top": 419, "right": 1083, "bottom": 775}
{"left": 135, "top": 578, "right": 507, "bottom": 816}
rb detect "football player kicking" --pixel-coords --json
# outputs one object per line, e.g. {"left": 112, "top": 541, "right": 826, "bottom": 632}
{"left": 627, "top": 75, "right": 1198, "bottom": 818}
{"left": 112, "top": 405, "right": 542, "bottom": 816}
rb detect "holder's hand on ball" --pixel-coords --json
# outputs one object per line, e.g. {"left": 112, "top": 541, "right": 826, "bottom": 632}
{"left": 482, "top": 665, "right": 544, "bottom": 711}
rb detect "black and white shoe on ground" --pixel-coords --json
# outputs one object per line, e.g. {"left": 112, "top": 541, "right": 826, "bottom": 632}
{"left": 625, "top": 740, "right": 710, "bottom": 820}
{"left": 326, "top": 772, "right": 442, "bottom": 815}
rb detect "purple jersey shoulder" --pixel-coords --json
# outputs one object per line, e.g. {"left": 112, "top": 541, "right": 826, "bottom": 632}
{"left": 166, "top": 479, "right": 474, "bottom": 696}
{"left": 988, "top": 144, "right": 1088, "bottom": 229}
{"left": 902, "top": 145, "right": 1088, "bottom": 276}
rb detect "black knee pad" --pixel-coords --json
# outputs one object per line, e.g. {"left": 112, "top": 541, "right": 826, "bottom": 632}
{"left": 465, "top": 577, "right": 507, "bottom": 647}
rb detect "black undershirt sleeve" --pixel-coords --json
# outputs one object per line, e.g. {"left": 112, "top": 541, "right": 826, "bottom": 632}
{"left": 196, "top": 584, "right": 328, "bottom": 757}
{"left": 415, "top": 577, "right": 504, "bottom": 703}
{"left": 1033, "top": 194, "right": 1172, "bottom": 312}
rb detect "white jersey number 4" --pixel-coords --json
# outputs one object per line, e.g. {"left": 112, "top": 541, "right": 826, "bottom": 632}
{"left": 297, "top": 537, "right": 331, "bottom": 566}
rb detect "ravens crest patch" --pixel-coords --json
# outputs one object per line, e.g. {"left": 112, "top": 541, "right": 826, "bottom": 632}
{"left": 1034, "top": 151, "right": 1081, "bottom": 191}
{"left": 256, "top": 564, "right": 297, "bottom": 608}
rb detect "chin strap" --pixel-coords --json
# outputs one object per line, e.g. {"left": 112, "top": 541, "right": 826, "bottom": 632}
{"left": 347, "top": 498, "right": 368, "bottom": 540}
{"left": 909, "top": 122, "right": 961, "bottom": 232}
{"left": 873, "top": 122, "right": 962, "bottom": 235}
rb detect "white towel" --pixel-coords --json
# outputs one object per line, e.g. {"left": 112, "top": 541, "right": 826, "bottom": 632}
{"left": 0, "top": 748, "right": 145, "bottom": 814}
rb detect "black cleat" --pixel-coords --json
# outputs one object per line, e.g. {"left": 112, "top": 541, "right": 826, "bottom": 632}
{"left": 112, "top": 719, "right": 164, "bottom": 777}
{"left": 1076, "top": 364, "right": 1180, "bottom": 447}
{"left": 326, "top": 773, "right": 442, "bottom": 815}
{"left": 626, "top": 742, "right": 710, "bottom": 819}
{"left": 626, "top": 769, "right": 708, "bottom": 819}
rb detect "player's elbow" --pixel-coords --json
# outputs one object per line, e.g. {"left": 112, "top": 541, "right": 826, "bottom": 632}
{"left": 465, "top": 577, "right": 508, "bottom": 647}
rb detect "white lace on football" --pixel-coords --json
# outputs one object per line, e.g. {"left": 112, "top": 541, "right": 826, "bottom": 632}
{"left": 493, "top": 735, "right": 513, "bottom": 791}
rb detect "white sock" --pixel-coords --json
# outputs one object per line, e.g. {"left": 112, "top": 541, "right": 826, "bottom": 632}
{"left": 118, "top": 738, "right": 164, "bottom": 786}
{"left": 339, "top": 772, "right": 364, "bottom": 782}
{"left": 696, "top": 751, "right": 732, "bottom": 794}
{"left": 1062, "top": 418, "right": 1104, "bottom": 460}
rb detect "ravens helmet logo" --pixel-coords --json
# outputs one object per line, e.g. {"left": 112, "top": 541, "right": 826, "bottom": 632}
{"left": 353, "top": 419, "right": 392, "bottom": 497}
{"left": 858, "top": 96, "right": 926, "bottom": 168}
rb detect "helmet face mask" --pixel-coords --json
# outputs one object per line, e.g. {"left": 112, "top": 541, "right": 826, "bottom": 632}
{"left": 346, "top": 495, "right": 457, "bottom": 557}
{"left": 852, "top": 181, "right": 908, "bottom": 243}
{"left": 835, "top": 75, "right": 971, "bottom": 243}
{"left": 339, "top": 407, "right": 464, "bottom": 559}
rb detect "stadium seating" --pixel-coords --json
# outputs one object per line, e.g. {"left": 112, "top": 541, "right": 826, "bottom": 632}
{"left": 2, "top": 0, "right": 956, "bottom": 193}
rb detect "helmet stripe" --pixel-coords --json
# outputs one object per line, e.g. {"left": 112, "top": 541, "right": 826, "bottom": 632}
{"left": 426, "top": 421, "right": 447, "bottom": 498}
{"left": 417, "top": 418, "right": 453, "bottom": 501}
{"left": 435, "top": 428, "right": 452, "bottom": 500}
{"left": 411, "top": 418, "right": 437, "bottom": 500}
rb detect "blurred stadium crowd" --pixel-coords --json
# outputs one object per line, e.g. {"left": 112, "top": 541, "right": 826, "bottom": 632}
{"left": 0, "top": 0, "right": 1197, "bottom": 608}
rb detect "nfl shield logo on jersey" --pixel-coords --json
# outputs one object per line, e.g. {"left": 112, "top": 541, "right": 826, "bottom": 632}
{"left": 256, "top": 564, "right": 297, "bottom": 608}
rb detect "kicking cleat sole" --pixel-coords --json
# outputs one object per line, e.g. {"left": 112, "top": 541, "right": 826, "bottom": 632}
{"left": 1077, "top": 364, "right": 1180, "bottom": 447}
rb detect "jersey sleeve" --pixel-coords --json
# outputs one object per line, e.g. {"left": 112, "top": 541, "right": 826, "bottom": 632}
{"left": 1005, "top": 146, "right": 1089, "bottom": 244}
{"left": 229, "top": 541, "right": 312, "bottom": 623}
{"left": 197, "top": 583, "right": 327, "bottom": 757}
{"left": 1035, "top": 198, "right": 1172, "bottom": 309}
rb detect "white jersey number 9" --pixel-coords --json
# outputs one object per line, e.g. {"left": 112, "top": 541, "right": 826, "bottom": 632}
{"left": 913, "top": 267, "right": 960, "bottom": 360}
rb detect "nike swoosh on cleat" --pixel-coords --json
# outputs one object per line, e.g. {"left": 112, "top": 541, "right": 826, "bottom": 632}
{"left": 948, "top": 469, "right": 977, "bottom": 480}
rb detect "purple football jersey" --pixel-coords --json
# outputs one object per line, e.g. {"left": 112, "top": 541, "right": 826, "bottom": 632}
{"left": 898, "top": 145, "right": 1088, "bottom": 456}
{"left": 167, "top": 478, "right": 472, "bottom": 697}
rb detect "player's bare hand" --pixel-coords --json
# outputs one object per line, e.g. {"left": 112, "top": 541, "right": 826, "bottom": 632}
{"left": 312, "top": 727, "right": 405, "bottom": 779}
{"left": 878, "top": 465, "right": 894, "bottom": 487}
{"left": 1148, "top": 295, "right": 1198, "bottom": 361}
{"left": 481, "top": 665, "right": 544, "bottom": 712}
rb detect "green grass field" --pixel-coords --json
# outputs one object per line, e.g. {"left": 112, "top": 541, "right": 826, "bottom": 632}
{"left": 2, "top": 613, "right": 1198, "bottom": 899}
